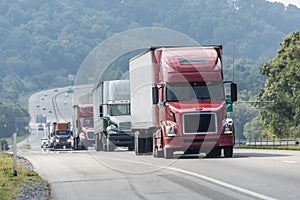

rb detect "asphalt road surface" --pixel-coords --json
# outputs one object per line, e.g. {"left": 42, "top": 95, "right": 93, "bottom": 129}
{"left": 18, "top": 146, "right": 300, "bottom": 200}
{"left": 17, "top": 88, "right": 300, "bottom": 200}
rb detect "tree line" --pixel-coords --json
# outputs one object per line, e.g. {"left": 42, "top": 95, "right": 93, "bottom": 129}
{"left": 0, "top": 0, "right": 299, "bottom": 139}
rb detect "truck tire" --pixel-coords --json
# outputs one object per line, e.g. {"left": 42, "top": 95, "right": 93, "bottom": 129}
{"left": 107, "top": 138, "right": 115, "bottom": 152}
{"left": 164, "top": 148, "right": 173, "bottom": 159}
{"left": 224, "top": 146, "right": 233, "bottom": 158}
{"left": 102, "top": 136, "right": 107, "bottom": 151}
{"left": 144, "top": 136, "right": 153, "bottom": 153}
{"left": 79, "top": 142, "right": 86, "bottom": 150}
{"left": 153, "top": 147, "right": 164, "bottom": 158}
{"left": 128, "top": 145, "right": 134, "bottom": 151}
{"left": 134, "top": 132, "right": 144, "bottom": 155}
{"left": 95, "top": 134, "right": 102, "bottom": 151}
{"left": 206, "top": 147, "right": 221, "bottom": 158}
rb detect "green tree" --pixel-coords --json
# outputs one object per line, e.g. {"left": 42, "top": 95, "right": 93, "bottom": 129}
{"left": 257, "top": 31, "right": 300, "bottom": 137}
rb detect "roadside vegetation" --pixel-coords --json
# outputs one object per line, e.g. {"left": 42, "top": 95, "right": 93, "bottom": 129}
{"left": 0, "top": 151, "right": 42, "bottom": 199}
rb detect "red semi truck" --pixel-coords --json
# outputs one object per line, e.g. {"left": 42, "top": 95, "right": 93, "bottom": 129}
{"left": 129, "top": 46, "right": 237, "bottom": 158}
{"left": 72, "top": 104, "right": 94, "bottom": 150}
{"left": 50, "top": 122, "right": 72, "bottom": 150}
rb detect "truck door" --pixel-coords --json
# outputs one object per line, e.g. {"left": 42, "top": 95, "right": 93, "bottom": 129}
{"left": 158, "top": 85, "right": 166, "bottom": 124}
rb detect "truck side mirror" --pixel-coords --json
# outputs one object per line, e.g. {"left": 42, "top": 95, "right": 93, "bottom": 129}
{"left": 99, "top": 105, "right": 103, "bottom": 118}
{"left": 152, "top": 86, "right": 158, "bottom": 105}
{"left": 231, "top": 83, "right": 237, "bottom": 102}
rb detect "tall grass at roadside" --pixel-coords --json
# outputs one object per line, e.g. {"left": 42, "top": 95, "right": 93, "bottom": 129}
{"left": 0, "top": 151, "right": 41, "bottom": 200}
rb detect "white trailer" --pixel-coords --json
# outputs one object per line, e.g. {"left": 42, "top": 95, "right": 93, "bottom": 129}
{"left": 129, "top": 50, "right": 156, "bottom": 154}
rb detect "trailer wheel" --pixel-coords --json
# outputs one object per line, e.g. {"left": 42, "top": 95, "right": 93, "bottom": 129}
{"left": 134, "top": 132, "right": 144, "bottom": 155}
{"left": 164, "top": 148, "right": 173, "bottom": 159}
{"left": 224, "top": 146, "right": 233, "bottom": 158}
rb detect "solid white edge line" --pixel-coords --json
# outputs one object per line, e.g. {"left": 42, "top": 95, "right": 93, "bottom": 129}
{"left": 91, "top": 155, "right": 278, "bottom": 200}
{"left": 283, "top": 161, "right": 297, "bottom": 164}
{"left": 167, "top": 166, "right": 278, "bottom": 200}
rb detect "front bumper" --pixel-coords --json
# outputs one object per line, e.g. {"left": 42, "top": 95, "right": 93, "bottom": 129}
{"left": 163, "top": 134, "right": 234, "bottom": 151}
{"left": 108, "top": 133, "right": 134, "bottom": 147}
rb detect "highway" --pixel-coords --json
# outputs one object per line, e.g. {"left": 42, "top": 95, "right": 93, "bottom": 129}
{"left": 18, "top": 88, "right": 300, "bottom": 200}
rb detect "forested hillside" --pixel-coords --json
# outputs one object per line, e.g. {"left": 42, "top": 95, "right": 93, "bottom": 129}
{"left": 0, "top": 0, "right": 299, "bottom": 138}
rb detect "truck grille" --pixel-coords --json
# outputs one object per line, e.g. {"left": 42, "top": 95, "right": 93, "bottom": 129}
{"left": 119, "top": 122, "right": 131, "bottom": 131}
{"left": 183, "top": 113, "right": 216, "bottom": 134}
{"left": 86, "top": 131, "right": 95, "bottom": 140}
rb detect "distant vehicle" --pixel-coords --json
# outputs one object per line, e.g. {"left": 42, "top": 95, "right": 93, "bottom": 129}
{"left": 41, "top": 137, "right": 49, "bottom": 148}
{"left": 44, "top": 93, "right": 47, "bottom": 96}
{"left": 38, "top": 124, "right": 44, "bottom": 131}
{"left": 41, "top": 97, "right": 45, "bottom": 101}
{"left": 65, "top": 93, "right": 69, "bottom": 97}
{"left": 48, "top": 110, "right": 53, "bottom": 113}
{"left": 67, "top": 86, "right": 74, "bottom": 94}
{"left": 49, "top": 122, "right": 72, "bottom": 150}
{"left": 36, "top": 104, "right": 40, "bottom": 107}
{"left": 64, "top": 101, "right": 67, "bottom": 105}
{"left": 36, "top": 114, "right": 47, "bottom": 124}
{"left": 54, "top": 88, "right": 58, "bottom": 92}
{"left": 42, "top": 107, "right": 46, "bottom": 110}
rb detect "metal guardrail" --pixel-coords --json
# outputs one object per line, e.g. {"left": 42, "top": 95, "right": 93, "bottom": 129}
{"left": 235, "top": 138, "right": 299, "bottom": 147}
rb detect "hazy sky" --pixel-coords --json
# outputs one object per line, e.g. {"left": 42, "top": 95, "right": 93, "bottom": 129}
{"left": 267, "top": 0, "right": 300, "bottom": 8}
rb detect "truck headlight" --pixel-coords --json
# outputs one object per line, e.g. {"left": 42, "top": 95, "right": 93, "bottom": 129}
{"left": 79, "top": 132, "right": 86, "bottom": 140}
{"left": 166, "top": 125, "right": 176, "bottom": 137}
{"left": 55, "top": 138, "right": 60, "bottom": 143}
{"left": 223, "top": 119, "right": 234, "bottom": 135}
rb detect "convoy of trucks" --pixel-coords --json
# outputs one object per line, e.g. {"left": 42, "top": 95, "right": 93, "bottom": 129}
{"left": 129, "top": 46, "right": 237, "bottom": 158}
{"left": 72, "top": 104, "right": 94, "bottom": 150}
{"left": 93, "top": 80, "right": 133, "bottom": 151}
{"left": 42, "top": 45, "right": 237, "bottom": 158}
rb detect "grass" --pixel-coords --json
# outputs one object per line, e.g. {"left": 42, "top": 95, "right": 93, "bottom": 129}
{"left": 4, "top": 134, "right": 30, "bottom": 146}
{"left": 0, "top": 151, "right": 42, "bottom": 200}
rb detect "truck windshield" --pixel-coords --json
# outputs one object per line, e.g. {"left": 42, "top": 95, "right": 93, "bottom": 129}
{"left": 108, "top": 104, "right": 130, "bottom": 116}
{"left": 82, "top": 118, "right": 94, "bottom": 127}
{"left": 56, "top": 130, "right": 70, "bottom": 136}
{"left": 166, "top": 82, "right": 225, "bottom": 102}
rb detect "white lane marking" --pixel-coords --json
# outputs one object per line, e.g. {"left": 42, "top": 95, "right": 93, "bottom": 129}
{"left": 167, "top": 166, "right": 278, "bottom": 200}
{"left": 283, "top": 160, "right": 297, "bottom": 164}
{"left": 89, "top": 155, "right": 278, "bottom": 200}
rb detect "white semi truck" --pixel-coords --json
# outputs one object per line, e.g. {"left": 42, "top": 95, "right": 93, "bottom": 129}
{"left": 93, "top": 80, "right": 133, "bottom": 151}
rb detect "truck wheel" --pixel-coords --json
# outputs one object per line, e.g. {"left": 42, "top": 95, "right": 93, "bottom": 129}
{"left": 135, "top": 132, "right": 144, "bottom": 155}
{"left": 128, "top": 146, "right": 134, "bottom": 151}
{"left": 145, "top": 136, "right": 153, "bottom": 153}
{"left": 206, "top": 147, "right": 221, "bottom": 158}
{"left": 95, "top": 134, "right": 102, "bottom": 151}
{"left": 107, "top": 138, "right": 115, "bottom": 152}
{"left": 164, "top": 148, "right": 173, "bottom": 159}
{"left": 224, "top": 146, "right": 233, "bottom": 158}
{"left": 153, "top": 147, "right": 164, "bottom": 158}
